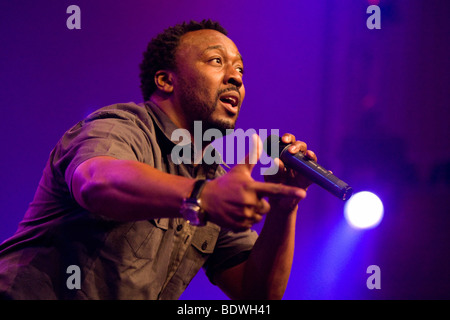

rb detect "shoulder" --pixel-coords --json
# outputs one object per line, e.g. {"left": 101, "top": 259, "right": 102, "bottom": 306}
{"left": 84, "top": 102, "right": 153, "bottom": 125}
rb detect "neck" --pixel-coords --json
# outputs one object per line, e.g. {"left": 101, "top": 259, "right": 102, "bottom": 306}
{"left": 149, "top": 94, "right": 188, "bottom": 130}
{"left": 149, "top": 94, "right": 212, "bottom": 152}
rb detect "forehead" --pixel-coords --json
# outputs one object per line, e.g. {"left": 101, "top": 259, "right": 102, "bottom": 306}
{"left": 177, "top": 29, "right": 242, "bottom": 60}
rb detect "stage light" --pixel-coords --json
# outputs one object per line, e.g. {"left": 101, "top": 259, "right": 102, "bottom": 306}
{"left": 344, "top": 191, "right": 384, "bottom": 229}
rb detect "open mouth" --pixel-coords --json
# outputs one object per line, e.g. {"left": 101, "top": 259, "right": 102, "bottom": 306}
{"left": 219, "top": 91, "right": 240, "bottom": 115}
{"left": 219, "top": 95, "right": 239, "bottom": 107}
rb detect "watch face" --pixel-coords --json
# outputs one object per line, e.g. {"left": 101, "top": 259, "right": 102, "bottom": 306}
{"left": 181, "top": 202, "right": 201, "bottom": 225}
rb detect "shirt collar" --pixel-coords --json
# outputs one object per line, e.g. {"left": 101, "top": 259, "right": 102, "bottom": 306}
{"left": 143, "top": 100, "right": 180, "bottom": 145}
{"left": 142, "top": 101, "right": 228, "bottom": 171}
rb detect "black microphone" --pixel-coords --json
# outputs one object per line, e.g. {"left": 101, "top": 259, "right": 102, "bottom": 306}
{"left": 264, "top": 135, "right": 353, "bottom": 201}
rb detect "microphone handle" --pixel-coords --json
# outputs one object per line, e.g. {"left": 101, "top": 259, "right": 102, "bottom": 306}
{"left": 279, "top": 145, "right": 353, "bottom": 201}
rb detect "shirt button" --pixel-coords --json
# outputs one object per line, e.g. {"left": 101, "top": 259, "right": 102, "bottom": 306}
{"left": 176, "top": 224, "right": 183, "bottom": 232}
{"left": 201, "top": 241, "right": 208, "bottom": 250}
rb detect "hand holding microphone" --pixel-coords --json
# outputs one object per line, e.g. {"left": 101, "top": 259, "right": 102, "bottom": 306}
{"left": 264, "top": 134, "right": 353, "bottom": 201}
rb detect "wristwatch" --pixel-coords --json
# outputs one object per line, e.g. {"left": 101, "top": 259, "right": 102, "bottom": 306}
{"left": 180, "top": 179, "right": 208, "bottom": 226}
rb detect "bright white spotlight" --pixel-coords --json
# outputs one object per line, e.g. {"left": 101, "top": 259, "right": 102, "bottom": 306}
{"left": 344, "top": 191, "right": 384, "bottom": 229}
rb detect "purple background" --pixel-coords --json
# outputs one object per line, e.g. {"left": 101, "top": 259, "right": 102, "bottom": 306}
{"left": 1, "top": 0, "right": 449, "bottom": 299}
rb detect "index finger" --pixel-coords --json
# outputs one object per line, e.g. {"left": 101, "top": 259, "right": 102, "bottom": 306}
{"left": 248, "top": 181, "right": 306, "bottom": 199}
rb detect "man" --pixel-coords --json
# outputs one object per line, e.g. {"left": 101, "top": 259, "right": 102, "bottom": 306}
{"left": 0, "top": 19, "right": 316, "bottom": 299}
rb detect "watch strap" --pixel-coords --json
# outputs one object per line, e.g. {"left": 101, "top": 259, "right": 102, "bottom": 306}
{"left": 189, "top": 179, "right": 208, "bottom": 200}
{"left": 181, "top": 179, "right": 208, "bottom": 226}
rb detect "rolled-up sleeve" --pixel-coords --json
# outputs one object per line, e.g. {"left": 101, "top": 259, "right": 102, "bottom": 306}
{"left": 53, "top": 109, "right": 152, "bottom": 196}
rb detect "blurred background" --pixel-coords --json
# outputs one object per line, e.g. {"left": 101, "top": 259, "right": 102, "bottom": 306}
{"left": 1, "top": 0, "right": 449, "bottom": 299}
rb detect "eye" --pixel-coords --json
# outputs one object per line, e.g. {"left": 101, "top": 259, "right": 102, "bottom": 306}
{"left": 210, "top": 57, "right": 222, "bottom": 65}
{"left": 236, "top": 66, "right": 244, "bottom": 75}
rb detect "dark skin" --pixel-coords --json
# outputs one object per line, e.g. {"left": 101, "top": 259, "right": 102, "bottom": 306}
{"left": 72, "top": 29, "right": 317, "bottom": 299}
{"left": 207, "top": 133, "right": 316, "bottom": 299}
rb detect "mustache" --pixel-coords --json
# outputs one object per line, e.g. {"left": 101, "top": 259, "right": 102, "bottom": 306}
{"left": 217, "top": 86, "right": 241, "bottom": 99}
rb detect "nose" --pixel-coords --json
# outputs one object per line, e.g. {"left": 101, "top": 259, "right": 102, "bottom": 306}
{"left": 225, "top": 65, "right": 243, "bottom": 89}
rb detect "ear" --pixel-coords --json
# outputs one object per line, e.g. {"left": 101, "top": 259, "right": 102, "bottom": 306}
{"left": 154, "top": 70, "right": 174, "bottom": 94}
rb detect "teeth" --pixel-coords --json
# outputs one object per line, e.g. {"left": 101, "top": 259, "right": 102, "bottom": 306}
{"left": 222, "top": 96, "right": 237, "bottom": 106}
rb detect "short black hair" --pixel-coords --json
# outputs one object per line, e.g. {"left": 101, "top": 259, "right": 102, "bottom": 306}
{"left": 139, "top": 19, "right": 228, "bottom": 101}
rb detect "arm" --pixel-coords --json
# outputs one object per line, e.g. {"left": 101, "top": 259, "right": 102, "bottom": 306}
{"left": 215, "top": 204, "right": 299, "bottom": 300}
{"left": 71, "top": 156, "right": 197, "bottom": 221}
{"left": 213, "top": 134, "right": 316, "bottom": 300}
{"left": 71, "top": 153, "right": 304, "bottom": 227}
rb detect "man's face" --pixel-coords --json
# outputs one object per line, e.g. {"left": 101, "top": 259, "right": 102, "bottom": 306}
{"left": 173, "top": 29, "right": 245, "bottom": 133}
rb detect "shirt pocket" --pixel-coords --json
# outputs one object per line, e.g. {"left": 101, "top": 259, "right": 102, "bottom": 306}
{"left": 172, "top": 223, "right": 221, "bottom": 291}
{"left": 190, "top": 222, "right": 220, "bottom": 255}
{"left": 125, "top": 218, "right": 169, "bottom": 260}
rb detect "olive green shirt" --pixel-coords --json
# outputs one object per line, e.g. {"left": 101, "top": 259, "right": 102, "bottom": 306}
{"left": 0, "top": 101, "right": 258, "bottom": 300}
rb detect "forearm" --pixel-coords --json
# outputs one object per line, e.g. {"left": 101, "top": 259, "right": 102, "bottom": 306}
{"left": 241, "top": 206, "right": 297, "bottom": 299}
{"left": 72, "top": 156, "right": 195, "bottom": 221}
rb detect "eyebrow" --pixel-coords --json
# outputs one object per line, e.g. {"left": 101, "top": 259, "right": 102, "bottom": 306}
{"left": 203, "top": 45, "right": 244, "bottom": 63}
